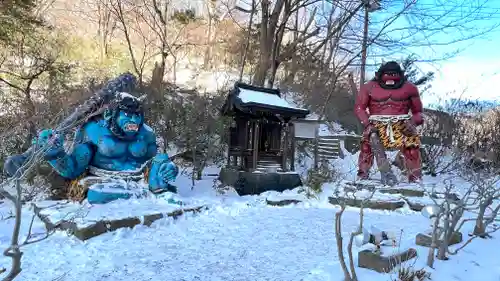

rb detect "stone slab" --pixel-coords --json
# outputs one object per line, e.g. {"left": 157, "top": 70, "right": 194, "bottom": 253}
{"left": 266, "top": 199, "right": 302, "bottom": 206}
{"left": 405, "top": 200, "right": 425, "bottom": 212}
{"left": 358, "top": 248, "right": 418, "bottom": 273}
{"left": 33, "top": 200, "right": 207, "bottom": 241}
{"left": 328, "top": 196, "right": 405, "bottom": 211}
{"left": 378, "top": 188, "right": 425, "bottom": 197}
{"left": 415, "top": 232, "right": 463, "bottom": 248}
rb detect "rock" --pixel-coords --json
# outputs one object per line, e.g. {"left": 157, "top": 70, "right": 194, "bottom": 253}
{"left": 405, "top": 200, "right": 425, "bottom": 212}
{"left": 34, "top": 204, "right": 207, "bottom": 241}
{"left": 266, "top": 199, "right": 302, "bottom": 206}
{"left": 415, "top": 232, "right": 463, "bottom": 248}
{"left": 328, "top": 196, "right": 405, "bottom": 211}
{"left": 344, "top": 182, "right": 376, "bottom": 191}
{"left": 358, "top": 248, "right": 418, "bottom": 273}
{"left": 379, "top": 188, "right": 425, "bottom": 197}
{"left": 430, "top": 192, "right": 460, "bottom": 202}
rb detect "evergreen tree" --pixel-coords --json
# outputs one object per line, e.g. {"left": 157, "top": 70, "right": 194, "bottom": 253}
{"left": 0, "top": 0, "right": 43, "bottom": 43}
{"left": 401, "top": 54, "right": 435, "bottom": 95}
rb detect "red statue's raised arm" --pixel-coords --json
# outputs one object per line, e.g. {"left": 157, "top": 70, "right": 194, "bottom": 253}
{"left": 409, "top": 85, "right": 423, "bottom": 126}
{"left": 354, "top": 83, "right": 371, "bottom": 126}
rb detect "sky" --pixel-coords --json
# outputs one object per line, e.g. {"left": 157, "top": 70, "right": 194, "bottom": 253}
{"left": 232, "top": 0, "right": 500, "bottom": 108}
{"left": 365, "top": 0, "right": 500, "bottom": 107}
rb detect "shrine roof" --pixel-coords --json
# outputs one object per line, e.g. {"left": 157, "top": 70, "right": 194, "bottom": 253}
{"left": 221, "top": 82, "right": 310, "bottom": 119}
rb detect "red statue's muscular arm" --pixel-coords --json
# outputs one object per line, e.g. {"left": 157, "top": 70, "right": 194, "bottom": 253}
{"left": 409, "top": 84, "right": 423, "bottom": 126}
{"left": 354, "top": 83, "right": 371, "bottom": 126}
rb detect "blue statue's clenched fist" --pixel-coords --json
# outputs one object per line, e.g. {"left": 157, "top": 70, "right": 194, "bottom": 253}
{"left": 159, "top": 161, "right": 179, "bottom": 182}
{"left": 149, "top": 153, "right": 179, "bottom": 193}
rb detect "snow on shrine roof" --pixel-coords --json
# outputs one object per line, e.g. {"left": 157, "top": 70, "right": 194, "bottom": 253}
{"left": 221, "top": 82, "right": 310, "bottom": 118}
{"left": 238, "top": 87, "right": 300, "bottom": 110}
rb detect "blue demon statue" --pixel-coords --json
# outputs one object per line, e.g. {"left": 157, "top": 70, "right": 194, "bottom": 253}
{"left": 4, "top": 91, "right": 179, "bottom": 204}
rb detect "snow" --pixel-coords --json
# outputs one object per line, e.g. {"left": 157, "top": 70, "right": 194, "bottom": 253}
{"left": 2, "top": 191, "right": 499, "bottom": 281}
{"left": 238, "top": 87, "right": 302, "bottom": 110}
{"left": 263, "top": 189, "right": 309, "bottom": 202}
{"left": 35, "top": 195, "right": 192, "bottom": 228}
{"left": 1, "top": 120, "right": 499, "bottom": 281}
{"left": 116, "top": 92, "right": 138, "bottom": 100}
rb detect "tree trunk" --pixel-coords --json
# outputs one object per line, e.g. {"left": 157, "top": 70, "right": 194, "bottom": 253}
{"left": 253, "top": 47, "right": 271, "bottom": 86}
{"left": 436, "top": 212, "right": 450, "bottom": 260}
{"left": 253, "top": 0, "right": 286, "bottom": 86}
{"left": 21, "top": 84, "right": 36, "bottom": 152}
{"left": 196, "top": 168, "right": 202, "bottom": 181}
{"left": 335, "top": 207, "right": 353, "bottom": 281}
{"left": 203, "top": 0, "right": 215, "bottom": 69}
{"left": 2, "top": 180, "right": 23, "bottom": 281}
{"left": 427, "top": 215, "right": 441, "bottom": 268}
{"left": 473, "top": 201, "right": 489, "bottom": 237}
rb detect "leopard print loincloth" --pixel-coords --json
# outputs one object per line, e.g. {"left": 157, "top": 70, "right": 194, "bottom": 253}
{"left": 369, "top": 120, "right": 420, "bottom": 150}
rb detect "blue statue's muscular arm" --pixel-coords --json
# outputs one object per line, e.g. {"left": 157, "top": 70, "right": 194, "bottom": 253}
{"left": 48, "top": 129, "right": 94, "bottom": 180}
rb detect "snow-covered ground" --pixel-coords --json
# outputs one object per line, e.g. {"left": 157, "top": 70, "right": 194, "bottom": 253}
{"left": 1, "top": 148, "right": 499, "bottom": 281}
{"left": 3, "top": 197, "right": 499, "bottom": 281}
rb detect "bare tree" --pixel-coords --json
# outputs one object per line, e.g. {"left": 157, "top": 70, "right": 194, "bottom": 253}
{"left": 0, "top": 23, "right": 66, "bottom": 151}
{"left": 334, "top": 184, "right": 377, "bottom": 281}
{"left": 0, "top": 181, "right": 57, "bottom": 281}
{"left": 107, "top": 0, "right": 201, "bottom": 84}
{"left": 250, "top": 0, "right": 324, "bottom": 87}
{"left": 424, "top": 171, "right": 500, "bottom": 267}
{"left": 202, "top": 0, "right": 230, "bottom": 69}
{"left": 107, "top": 0, "right": 151, "bottom": 84}
{"left": 96, "top": 0, "right": 117, "bottom": 61}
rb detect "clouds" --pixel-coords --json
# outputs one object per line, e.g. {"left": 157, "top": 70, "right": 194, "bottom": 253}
{"left": 420, "top": 58, "right": 500, "bottom": 107}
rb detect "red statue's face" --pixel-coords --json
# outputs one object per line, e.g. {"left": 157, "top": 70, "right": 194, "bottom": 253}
{"left": 381, "top": 71, "right": 401, "bottom": 85}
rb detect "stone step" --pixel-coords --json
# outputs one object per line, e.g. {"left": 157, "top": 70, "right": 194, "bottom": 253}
{"left": 257, "top": 165, "right": 282, "bottom": 169}
{"left": 258, "top": 160, "right": 281, "bottom": 164}
{"left": 318, "top": 151, "right": 340, "bottom": 157}
{"left": 328, "top": 196, "right": 405, "bottom": 211}
{"left": 319, "top": 155, "right": 339, "bottom": 160}
{"left": 317, "top": 144, "right": 340, "bottom": 150}
{"left": 318, "top": 136, "right": 340, "bottom": 141}
{"left": 318, "top": 146, "right": 340, "bottom": 152}
{"left": 317, "top": 141, "right": 340, "bottom": 147}
{"left": 256, "top": 167, "right": 284, "bottom": 173}
{"left": 257, "top": 162, "right": 281, "bottom": 166}
{"left": 318, "top": 135, "right": 341, "bottom": 140}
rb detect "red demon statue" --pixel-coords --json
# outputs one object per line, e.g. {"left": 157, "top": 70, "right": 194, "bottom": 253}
{"left": 354, "top": 61, "right": 424, "bottom": 185}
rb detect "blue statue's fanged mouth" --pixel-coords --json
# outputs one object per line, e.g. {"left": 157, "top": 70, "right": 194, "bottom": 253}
{"left": 125, "top": 123, "right": 139, "bottom": 132}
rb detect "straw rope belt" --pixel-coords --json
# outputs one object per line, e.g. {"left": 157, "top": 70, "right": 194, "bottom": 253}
{"left": 368, "top": 114, "right": 411, "bottom": 143}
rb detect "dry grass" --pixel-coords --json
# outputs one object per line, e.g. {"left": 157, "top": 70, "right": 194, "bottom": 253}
{"left": 392, "top": 265, "right": 431, "bottom": 281}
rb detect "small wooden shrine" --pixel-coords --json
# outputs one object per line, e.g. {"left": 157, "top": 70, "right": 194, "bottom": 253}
{"left": 219, "top": 82, "right": 310, "bottom": 195}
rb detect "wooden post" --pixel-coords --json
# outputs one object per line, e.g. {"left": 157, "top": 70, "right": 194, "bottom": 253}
{"left": 252, "top": 120, "right": 260, "bottom": 170}
{"left": 243, "top": 120, "right": 249, "bottom": 170}
{"left": 313, "top": 124, "right": 319, "bottom": 170}
{"left": 282, "top": 123, "right": 289, "bottom": 171}
{"left": 359, "top": 4, "right": 369, "bottom": 90}
{"left": 290, "top": 123, "right": 296, "bottom": 172}
{"left": 227, "top": 122, "right": 232, "bottom": 167}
